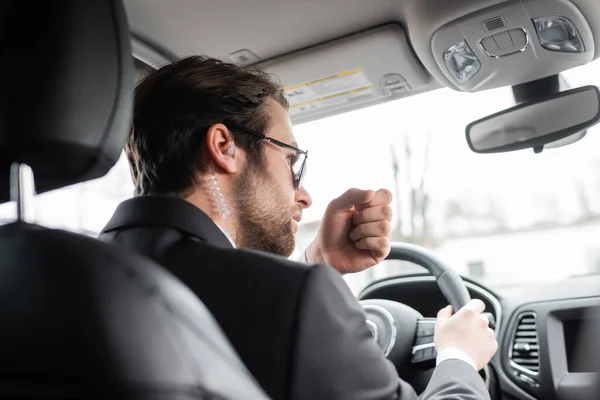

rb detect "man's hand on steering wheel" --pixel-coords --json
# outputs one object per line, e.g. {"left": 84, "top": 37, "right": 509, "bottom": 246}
{"left": 435, "top": 299, "right": 498, "bottom": 371}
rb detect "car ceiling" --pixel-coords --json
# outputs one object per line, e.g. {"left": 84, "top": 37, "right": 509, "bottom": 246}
{"left": 125, "top": 0, "right": 600, "bottom": 125}
{"left": 125, "top": 0, "right": 600, "bottom": 81}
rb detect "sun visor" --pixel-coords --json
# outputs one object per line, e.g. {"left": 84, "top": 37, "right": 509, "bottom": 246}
{"left": 256, "top": 24, "right": 432, "bottom": 125}
{"left": 430, "top": 0, "right": 595, "bottom": 92}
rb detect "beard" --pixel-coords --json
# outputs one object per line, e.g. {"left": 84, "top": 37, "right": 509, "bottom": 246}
{"left": 232, "top": 166, "right": 297, "bottom": 257}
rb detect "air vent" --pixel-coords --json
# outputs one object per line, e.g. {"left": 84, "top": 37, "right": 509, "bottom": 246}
{"left": 482, "top": 16, "right": 507, "bottom": 32}
{"left": 510, "top": 313, "right": 540, "bottom": 374}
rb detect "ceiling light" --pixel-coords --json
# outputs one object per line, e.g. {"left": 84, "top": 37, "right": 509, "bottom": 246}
{"left": 443, "top": 41, "right": 481, "bottom": 84}
{"left": 533, "top": 16, "right": 585, "bottom": 53}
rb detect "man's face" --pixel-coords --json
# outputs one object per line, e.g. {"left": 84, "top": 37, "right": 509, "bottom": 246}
{"left": 233, "top": 99, "right": 312, "bottom": 257}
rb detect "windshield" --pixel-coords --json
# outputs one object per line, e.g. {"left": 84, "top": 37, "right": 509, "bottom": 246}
{"left": 294, "top": 60, "right": 600, "bottom": 294}
{"left": 3, "top": 60, "right": 599, "bottom": 296}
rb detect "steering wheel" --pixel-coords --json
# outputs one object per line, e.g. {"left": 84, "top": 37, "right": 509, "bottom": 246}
{"left": 359, "top": 242, "right": 472, "bottom": 386}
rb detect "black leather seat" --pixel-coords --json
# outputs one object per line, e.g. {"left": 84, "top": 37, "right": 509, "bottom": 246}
{"left": 0, "top": 1, "right": 269, "bottom": 399}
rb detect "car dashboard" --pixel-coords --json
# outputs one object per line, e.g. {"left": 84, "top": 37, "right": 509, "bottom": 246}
{"left": 358, "top": 273, "right": 600, "bottom": 400}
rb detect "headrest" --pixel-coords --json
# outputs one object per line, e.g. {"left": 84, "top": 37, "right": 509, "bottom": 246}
{"left": 0, "top": 0, "right": 133, "bottom": 202}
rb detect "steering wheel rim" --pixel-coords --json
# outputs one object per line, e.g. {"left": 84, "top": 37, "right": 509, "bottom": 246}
{"left": 359, "top": 242, "right": 472, "bottom": 391}
{"left": 386, "top": 242, "right": 471, "bottom": 311}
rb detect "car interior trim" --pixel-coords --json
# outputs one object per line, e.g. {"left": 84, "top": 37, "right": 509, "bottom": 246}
{"left": 477, "top": 27, "right": 530, "bottom": 59}
{"left": 508, "top": 311, "right": 540, "bottom": 377}
{"left": 362, "top": 304, "right": 398, "bottom": 357}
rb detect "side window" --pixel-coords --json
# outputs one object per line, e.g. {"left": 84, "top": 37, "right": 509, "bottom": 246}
{"left": 0, "top": 152, "right": 134, "bottom": 235}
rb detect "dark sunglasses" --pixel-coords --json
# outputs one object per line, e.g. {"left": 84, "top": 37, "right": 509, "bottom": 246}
{"left": 224, "top": 122, "right": 308, "bottom": 191}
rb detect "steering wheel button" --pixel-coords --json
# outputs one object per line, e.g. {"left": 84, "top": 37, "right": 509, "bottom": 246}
{"left": 417, "top": 319, "right": 436, "bottom": 335}
{"left": 424, "top": 347, "right": 435, "bottom": 359}
{"left": 412, "top": 349, "right": 425, "bottom": 362}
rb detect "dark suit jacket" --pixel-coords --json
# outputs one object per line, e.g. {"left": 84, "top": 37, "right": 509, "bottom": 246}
{"left": 99, "top": 195, "right": 490, "bottom": 400}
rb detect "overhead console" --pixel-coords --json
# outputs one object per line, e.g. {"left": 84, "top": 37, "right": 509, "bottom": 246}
{"left": 256, "top": 25, "right": 433, "bottom": 124}
{"left": 430, "top": 0, "right": 595, "bottom": 92}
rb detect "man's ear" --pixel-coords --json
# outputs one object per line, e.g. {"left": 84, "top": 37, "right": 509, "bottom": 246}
{"left": 205, "top": 123, "right": 238, "bottom": 174}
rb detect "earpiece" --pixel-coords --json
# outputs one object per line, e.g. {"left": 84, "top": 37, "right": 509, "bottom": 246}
{"left": 226, "top": 141, "right": 235, "bottom": 157}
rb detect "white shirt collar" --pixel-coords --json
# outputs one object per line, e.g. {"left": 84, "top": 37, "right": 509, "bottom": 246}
{"left": 215, "top": 222, "right": 236, "bottom": 248}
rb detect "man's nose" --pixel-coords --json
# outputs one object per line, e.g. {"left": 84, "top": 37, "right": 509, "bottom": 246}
{"left": 295, "top": 186, "right": 312, "bottom": 209}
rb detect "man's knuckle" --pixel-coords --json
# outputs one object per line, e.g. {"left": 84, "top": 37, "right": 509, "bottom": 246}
{"left": 380, "top": 189, "right": 393, "bottom": 201}
{"left": 464, "top": 308, "right": 477, "bottom": 318}
{"left": 381, "top": 205, "right": 393, "bottom": 220}
{"left": 380, "top": 247, "right": 391, "bottom": 258}
{"left": 490, "top": 341, "right": 498, "bottom": 353}
{"left": 380, "top": 221, "right": 390, "bottom": 235}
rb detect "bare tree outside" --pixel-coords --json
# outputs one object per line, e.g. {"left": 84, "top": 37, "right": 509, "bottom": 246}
{"left": 575, "top": 178, "right": 593, "bottom": 220}
{"left": 390, "top": 146, "right": 403, "bottom": 241}
{"left": 384, "top": 133, "right": 434, "bottom": 277}
{"left": 389, "top": 132, "right": 433, "bottom": 246}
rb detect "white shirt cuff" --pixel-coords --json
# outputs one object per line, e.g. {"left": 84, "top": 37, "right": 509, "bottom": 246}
{"left": 436, "top": 347, "right": 478, "bottom": 372}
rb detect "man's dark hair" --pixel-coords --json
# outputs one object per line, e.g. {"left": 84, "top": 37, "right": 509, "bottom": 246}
{"left": 126, "top": 55, "right": 289, "bottom": 196}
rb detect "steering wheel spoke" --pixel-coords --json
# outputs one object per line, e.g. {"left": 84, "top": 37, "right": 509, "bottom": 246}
{"left": 411, "top": 318, "right": 437, "bottom": 363}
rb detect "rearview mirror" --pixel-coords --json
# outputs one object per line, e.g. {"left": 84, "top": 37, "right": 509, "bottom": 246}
{"left": 466, "top": 85, "right": 600, "bottom": 154}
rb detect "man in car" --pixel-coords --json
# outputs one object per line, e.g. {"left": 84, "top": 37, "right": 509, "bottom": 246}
{"left": 99, "top": 55, "right": 497, "bottom": 400}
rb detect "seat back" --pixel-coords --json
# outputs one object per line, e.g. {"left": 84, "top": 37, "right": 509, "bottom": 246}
{"left": 0, "top": 1, "right": 269, "bottom": 398}
{"left": 0, "top": 224, "right": 269, "bottom": 399}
